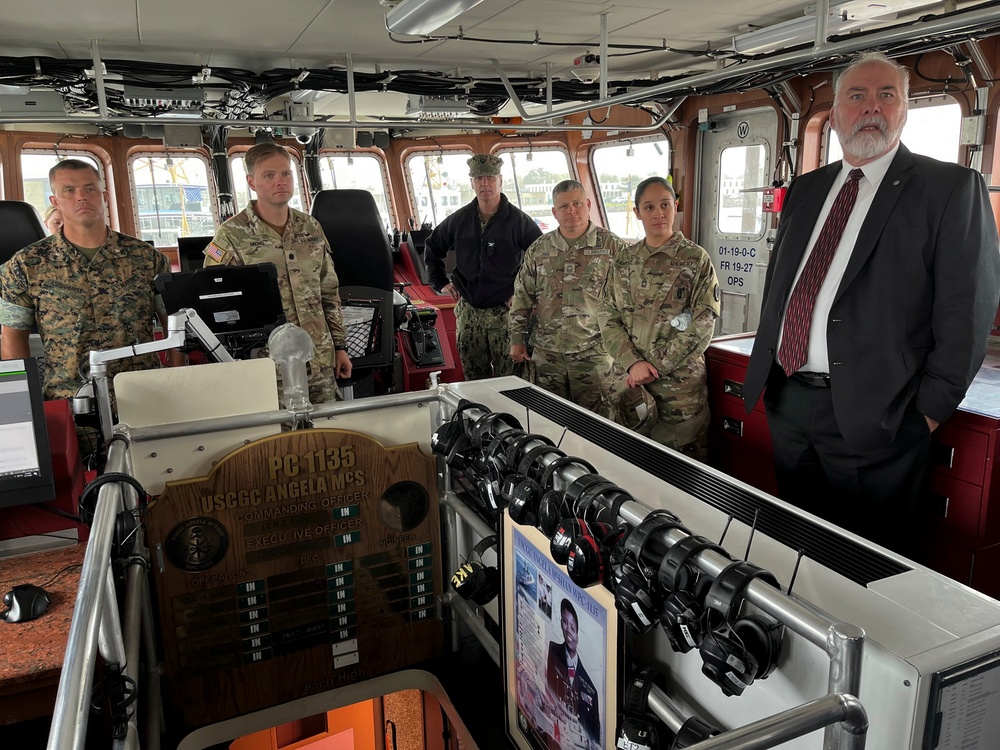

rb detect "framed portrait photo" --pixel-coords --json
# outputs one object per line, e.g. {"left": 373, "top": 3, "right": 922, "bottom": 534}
{"left": 502, "top": 515, "right": 623, "bottom": 750}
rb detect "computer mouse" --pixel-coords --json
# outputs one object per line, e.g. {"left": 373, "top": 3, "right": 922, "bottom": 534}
{"left": 1, "top": 583, "right": 51, "bottom": 623}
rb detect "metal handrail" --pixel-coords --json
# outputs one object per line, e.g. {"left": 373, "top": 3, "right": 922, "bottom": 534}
{"left": 48, "top": 384, "right": 871, "bottom": 750}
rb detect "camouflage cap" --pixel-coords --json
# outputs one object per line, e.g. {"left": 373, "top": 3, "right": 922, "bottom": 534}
{"left": 616, "top": 385, "right": 658, "bottom": 436}
{"left": 468, "top": 154, "right": 503, "bottom": 177}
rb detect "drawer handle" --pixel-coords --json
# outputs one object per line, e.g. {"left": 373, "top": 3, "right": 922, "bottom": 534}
{"left": 926, "top": 492, "right": 950, "bottom": 518}
{"left": 931, "top": 442, "right": 955, "bottom": 469}
{"left": 723, "top": 379, "right": 744, "bottom": 399}
{"left": 722, "top": 417, "right": 743, "bottom": 436}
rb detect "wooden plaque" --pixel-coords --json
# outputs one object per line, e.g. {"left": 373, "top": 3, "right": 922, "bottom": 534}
{"left": 146, "top": 429, "right": 442, "bottom": 728}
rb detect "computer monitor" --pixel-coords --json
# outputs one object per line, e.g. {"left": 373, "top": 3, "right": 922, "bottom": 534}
{"left": 176, "top": 235, "right": 213, "bottom": 271}
{"left": 0, "top": 358, "right": 56, "bottom": 509}
{"left": 155, "top": 263, "right": 287, "bottom": 357}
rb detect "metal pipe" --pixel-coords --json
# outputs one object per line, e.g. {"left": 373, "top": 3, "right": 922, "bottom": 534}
{"left": 824, "top": 623, "right": 866, "bottom": 750}
{"left": 140, "top": 581, "right": 163, "bottom": 750}
{"left": 119, "top": 558, "right": 148, "bottom": 750}
{"left": 442, "top": 492, "right": 496, "bottom": 540}
{"left": 99, "top": 565, "right": 127, "bottom": 665}
{"left": 815, "top": 0, "right": 831, "bottom": 54}
{"left": 47, "top": 440, "right": 130, "bottom": 750}
{"left": 443, "top": 592, "right": 501, "bottom": 666}
{"left": 515, "top": 3, "right": 1000, "bottom": 123}
{"left": 677, "top": 693, "right": 867, "bottom": 750}
{"left": 647, "top": 684, "right": 685, "bottom": 735}
{"left": 124, "top": 389, "right": 437, "bottom": 442}
{"left": 90, "top": 40, "right": 109, "bottom": 118}
{"left": 441, "top": 491, "right": 462, "bottom": 652}
{"left": 599, "top": 13, "right": 609, "bottom": 101}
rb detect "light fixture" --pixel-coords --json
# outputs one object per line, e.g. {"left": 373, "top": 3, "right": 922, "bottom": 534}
{"left": 405, "top": 95, "right": 472, "bottom": 120}
{"left": 526, "top": 140, "right": 533, "bottom": 162}
{"left": 732, "top": 4, "right": 877, "bottom": 55}
{"left": 626, "top": 142, "right": 634, "bottom": 157}
{"left": 386, "top": 0, "right": 488, "bottom": 35}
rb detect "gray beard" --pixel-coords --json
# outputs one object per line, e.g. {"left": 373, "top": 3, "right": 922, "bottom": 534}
{"left": 839, "top": 117, "right": 903, "bottom": 162}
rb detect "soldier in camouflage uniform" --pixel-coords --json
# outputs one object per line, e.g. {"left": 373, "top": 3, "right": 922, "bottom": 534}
{"left": 599, "top": 176, "right": 720, "bottom": 459}
{"left": 424, "top": 154, "right": 542, "bottom": 380}
{"left": 0, "top": 159, "right": 175, "bottom": 403}
{"left": 204, "top": 142, "right": 351, "bottom": 404}
{"left": 509, "top": 180, "right": 627, "bottom": 415}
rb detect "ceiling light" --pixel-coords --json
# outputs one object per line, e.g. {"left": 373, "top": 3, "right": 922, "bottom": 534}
{"left": 386, "top": 0, "right": 488, "bottom": 35}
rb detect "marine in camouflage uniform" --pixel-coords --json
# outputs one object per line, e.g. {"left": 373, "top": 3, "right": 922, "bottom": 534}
{"left": 204, "top": 203, "right": 348, "bottom": 404}
{"left": 509, "top": 196, "right": 627, "bottom": 415}
{"left": 0, "top": 229, "right": 169, "bottom": 401}
{"left": 599, "top": 231, "right": 720, "bottom": 458}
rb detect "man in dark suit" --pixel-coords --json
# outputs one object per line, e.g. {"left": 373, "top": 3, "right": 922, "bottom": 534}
{"left": 546, "top": 599, "right": 600, "bottom": 745}
{"left": 743, "top": 52, "right": 1000, "bottom": 556}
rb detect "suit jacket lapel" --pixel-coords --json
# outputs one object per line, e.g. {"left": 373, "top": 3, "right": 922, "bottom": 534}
{"left": 835, "top": 144, "right": 914, "bottom": 300}
{"left": 772, "top": 165, "right": 839, "bottom": 299}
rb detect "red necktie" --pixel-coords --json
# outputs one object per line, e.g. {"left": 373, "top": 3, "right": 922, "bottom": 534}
{"left": 568, "top": 665, "right": 576, "bottom": 681}
{"left": 778, "top": 168, "right": 864, "bottom": 376}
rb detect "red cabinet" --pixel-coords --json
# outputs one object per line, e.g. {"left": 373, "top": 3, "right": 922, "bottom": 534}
{"left": 706, "top": 333, "right": 1000, "bottom": 599}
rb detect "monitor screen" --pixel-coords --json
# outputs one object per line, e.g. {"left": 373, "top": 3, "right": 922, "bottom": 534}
{"left": 176, "top": 235, "right": 214, "bottom": 272}
{"left": 155, "top": 263, "right": 287, "bottom": 354}
{"left": 0, "top": 358, "right": 56, "bottom": 509}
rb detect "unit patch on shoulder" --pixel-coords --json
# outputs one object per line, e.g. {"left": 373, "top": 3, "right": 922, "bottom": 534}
{"left": 714, "top": 283, "right": 721, "bottom": 301}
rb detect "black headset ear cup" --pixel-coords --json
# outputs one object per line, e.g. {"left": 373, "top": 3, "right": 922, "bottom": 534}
{"left": 660, "top": 575, "right": 712, "bottom": 653}
{"left": 616, "top": 715, "right": 661, "bottom": 750}
{"left": 508, "top": 478, "right": 542, "bottom": 526}
{"left": 671, "top": 716, "right": 720, "bottom": 748}
{"left": 451, "top": 536, "right": 500, "bottom": 606}
{"left": 79, "top": 472, "right": 148, "bottom": 526}
{"left": 732, "top": 615, "right": 783, "bottom": 681}
{"left": 430, "top": 420, "right": 463, "bottom": 456}
{"left": 614, "top": 552, "right": 662, "bottom": 633}
{"left": 567, "top": 522, "right": 620, "bottom": 588}
{"left": 550, "top": 518, "right": 587, "bottom": 565}
{"left": 537, "top": 490, "right": 566, "bottom": 537}
{"left": 699, "top": 615, "right": 758, "bottom": 697}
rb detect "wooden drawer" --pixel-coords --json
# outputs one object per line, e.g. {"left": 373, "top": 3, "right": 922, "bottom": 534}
{"left": 926, "top": 470, "right": 985, "bottom": 539}
{"left": 930, "top": 421, "right": 989, "bottom": 488}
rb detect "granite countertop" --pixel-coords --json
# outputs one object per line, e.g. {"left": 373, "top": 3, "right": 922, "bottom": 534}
{"left": 709, "top": 334, "right": 1000, "bottom": 420}
{"left": 0, "top": 544, "right": 84, "bottom": 691}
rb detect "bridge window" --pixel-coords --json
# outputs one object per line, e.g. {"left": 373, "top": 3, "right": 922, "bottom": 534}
{"left": 20, "top": 150, "right": 104, "bottom": 225}
{"left": 405, "top": 150, "right": 473, "bottom": 228}
{"left": 317, "top": 154, "right": 393, "bottom": 231}
{"left": 230, "top": 153, "right": 307, "bottom": 214}
{"left": 717, "top": 144, "right": 768, "bottom": 236}
{"left": 129, "top": 154, "right": 217, "bottom": 249}
{"left": 592, "top": 138, "right": 671, "bottom": 240}
{"left": 495, "top": 148, "right": 573, "bottom": 233}
{"left": 827, "top": 97, "right": 962, "bottom": 164}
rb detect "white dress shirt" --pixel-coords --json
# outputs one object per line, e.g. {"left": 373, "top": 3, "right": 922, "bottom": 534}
{"left": 778, "top": 144, "right": 899, "bottom": 373}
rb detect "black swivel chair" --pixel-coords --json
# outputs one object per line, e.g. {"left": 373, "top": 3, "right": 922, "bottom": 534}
{"left": 0, "top": 200, "right": 46, "bottom": 265}
{"left": 0, "top": 201, "right": 46, "bottom": 358}
{"left": 311, "top": 190, "right": 397, "bottom": 398}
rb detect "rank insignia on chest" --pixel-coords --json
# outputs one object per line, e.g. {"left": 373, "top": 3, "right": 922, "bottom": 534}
{"left": 639, "top": 278, "right": 650, "bottom": 290}
{"left": 675, "top": 287, "right": 686, "bottom": 300}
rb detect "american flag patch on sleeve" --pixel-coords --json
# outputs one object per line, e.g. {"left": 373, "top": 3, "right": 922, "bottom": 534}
{"left": 205, "top": 242, "right": 226, "bottom": 262}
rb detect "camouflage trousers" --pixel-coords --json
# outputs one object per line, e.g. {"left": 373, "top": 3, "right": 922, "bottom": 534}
{"left": 646, "top": 384, "right": 710, "bottom": 461}
{"left": 532, "top": 347, "right": 616, "bottom": 418}
{"left": 455, "top": 299, "right": 515, "bottom": 381}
